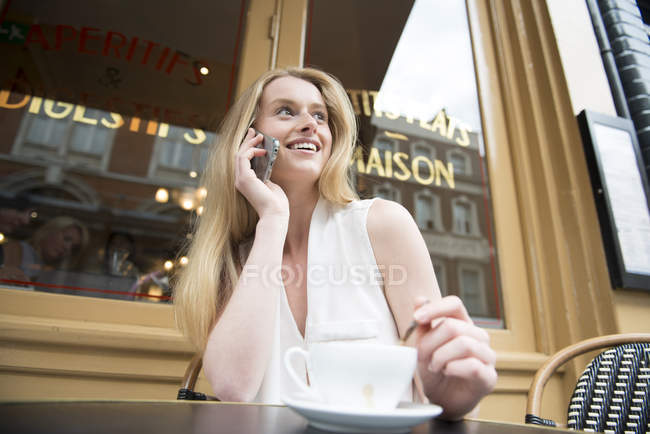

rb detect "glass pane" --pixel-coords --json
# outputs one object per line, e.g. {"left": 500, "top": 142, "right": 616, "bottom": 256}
{"left": 307, "top": 0, "right": 504, "bottom": 326}
{"left": 0, "top": 0, "right": 248, "bottom": 302}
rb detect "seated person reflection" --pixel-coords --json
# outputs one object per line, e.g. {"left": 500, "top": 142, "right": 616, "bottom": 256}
{"left": 174, "top": 67, "right": 497, "bottom": 420}
{"left": 0, "top": 216, "right": 88, "bottom": 282}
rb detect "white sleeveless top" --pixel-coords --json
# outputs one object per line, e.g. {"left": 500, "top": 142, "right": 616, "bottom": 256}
{"left": 250, "top": 196, "right": 403, "bottom": 404}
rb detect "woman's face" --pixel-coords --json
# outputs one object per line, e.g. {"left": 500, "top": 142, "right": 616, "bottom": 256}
{"left": 253, "top": 76, "right": 333, "bottom": 186}
{"left": 40, "top": 225, "right": 82, "bottom": 264}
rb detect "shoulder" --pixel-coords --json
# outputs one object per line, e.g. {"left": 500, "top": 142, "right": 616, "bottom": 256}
{"left": 367, "top": 198, "right": 416, "bottom": 237}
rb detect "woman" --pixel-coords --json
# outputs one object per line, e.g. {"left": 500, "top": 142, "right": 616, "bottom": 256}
{"left": 174, "top": 67, "right": 496, "bottom": 419}
{"left": 0, "top": 216, "right": 88, "bottom": 280}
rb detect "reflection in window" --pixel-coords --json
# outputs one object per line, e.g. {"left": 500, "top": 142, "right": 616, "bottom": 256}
{"left": 412, "top": 141, "right": 435, "bottom": 171}
{"left": 150, "top": 126, "right": 212, "bottom": 180}
{"left": 452, "top": 198, "right": 477, "bottom": 236}
{"left": 431, "top": 256, "right": 446, "bottom": 296}
{"left": 449, "top": 149, "right": 470, "bottom": 176}
{"left": 374, "top": 137, "right": 397, "bottom": 153}
{"left": 458, "top": 265, "right": 487, "bottom": 316}
{"left": 14, "top": 105, "right": 115, "bottom": 170}
{"left": 415, "top": 191, "right": 442, "bottom": 232}
{"left": 374, "top": 182, "right": 400, "bottom": 202}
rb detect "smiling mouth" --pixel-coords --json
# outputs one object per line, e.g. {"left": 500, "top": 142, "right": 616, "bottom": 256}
{"left": 287, "top": 142, "right": 320, "bottom": 152}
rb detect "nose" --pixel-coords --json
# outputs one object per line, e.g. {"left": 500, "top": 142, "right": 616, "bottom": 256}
{"left": 298, "top": 112, "right": 318, "bottom": 134}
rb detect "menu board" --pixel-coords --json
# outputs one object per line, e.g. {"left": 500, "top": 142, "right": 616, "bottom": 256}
{"left": 579, "top": 110, "right": 650, "bottom": 290}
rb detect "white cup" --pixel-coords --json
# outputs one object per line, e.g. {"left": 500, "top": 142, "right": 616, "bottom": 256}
{"left": 284, "top": 342, "right": 417, "bottom": 410}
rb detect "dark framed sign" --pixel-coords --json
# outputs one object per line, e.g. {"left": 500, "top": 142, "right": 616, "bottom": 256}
{"left": 578, "top": 110, "right": 650, "bottom": 291}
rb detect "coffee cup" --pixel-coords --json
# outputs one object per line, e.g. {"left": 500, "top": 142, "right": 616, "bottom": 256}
{"left": 284, "top": 342, "right": 417, "bottom": 410}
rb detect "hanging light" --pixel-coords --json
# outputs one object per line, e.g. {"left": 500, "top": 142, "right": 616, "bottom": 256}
{"left": 179, "top": 256, "right": 189, "bottom": 266}
{"left": 197, "top": 187, "right": 207, "bottom": 200}
{"left": 199, "top": 66, "right": 209, "bottom": 76}
{"left": 0, "top": 233, "right": 5, "bottom": 243}
{"left": 189, "top": 170, "right": 198, "bottom": 178}
{"left": 163, "top": 260, "right": 174, "bottom": 271}
{"left": 155, "top": 188, "right": 169, "bottom": 203}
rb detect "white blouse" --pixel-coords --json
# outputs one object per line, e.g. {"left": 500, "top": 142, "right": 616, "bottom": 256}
{"left": 249, "top": 196, "right": 404, "bottom": 404}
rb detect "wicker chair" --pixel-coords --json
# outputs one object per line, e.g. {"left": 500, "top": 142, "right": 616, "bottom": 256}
{"left": 526, "top": 333, "right": 650, "bottom": 433}
{"left": 176, "top": 353, "right": 219, "bottom": 401}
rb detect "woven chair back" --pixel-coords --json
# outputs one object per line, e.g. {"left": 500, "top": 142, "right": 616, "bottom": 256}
{"left": 566, "top": 343, "right": 649, "bottom": 434}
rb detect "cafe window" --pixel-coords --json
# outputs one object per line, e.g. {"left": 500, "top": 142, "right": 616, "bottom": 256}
{"left": 0, "top": 1, "right": 248, "bottom": 302}
{"left": 306, "top": 0, "right": 503, "bottom": 326}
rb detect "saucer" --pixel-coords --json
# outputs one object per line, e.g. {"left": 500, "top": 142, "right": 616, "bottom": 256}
{"left": 282, "top": 395, "right": 442, "bottom": 433}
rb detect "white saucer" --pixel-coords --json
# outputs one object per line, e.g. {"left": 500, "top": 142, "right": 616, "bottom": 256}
{"left": 282, "top": 394, "right": 442, "bottom": 433}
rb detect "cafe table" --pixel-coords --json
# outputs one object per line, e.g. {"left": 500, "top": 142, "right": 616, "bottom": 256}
{"left": 0, "top": 400, "right": 571, "bottom": 434}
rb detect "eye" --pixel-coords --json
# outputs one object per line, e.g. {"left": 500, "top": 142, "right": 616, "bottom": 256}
{"left": 313, "top": 111, "right": 328, "bottom": 122}
{"left": 277, "top": 106, "right": 293, "bottom": 116}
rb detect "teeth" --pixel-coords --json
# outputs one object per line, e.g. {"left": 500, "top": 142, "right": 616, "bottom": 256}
{"left": 289, "top": 143, "right": 318, "bottom": 151}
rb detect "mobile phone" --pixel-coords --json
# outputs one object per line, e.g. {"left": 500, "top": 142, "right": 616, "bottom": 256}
{"left": 251, "top": 130, "right": 280, "bottom": 182}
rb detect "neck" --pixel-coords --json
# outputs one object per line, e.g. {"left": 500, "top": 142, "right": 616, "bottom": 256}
{"left": 281, "top": 184, "right": 320, "bottom": 257}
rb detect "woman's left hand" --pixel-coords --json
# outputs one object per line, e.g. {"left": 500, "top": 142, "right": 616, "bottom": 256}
{"left": 413, "top": 295, "right": 497, "bottom": 420}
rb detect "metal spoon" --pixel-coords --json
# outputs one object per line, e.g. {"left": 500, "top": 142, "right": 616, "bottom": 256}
{"left": 400, "top": 300, "right": 430, "bottom": 345}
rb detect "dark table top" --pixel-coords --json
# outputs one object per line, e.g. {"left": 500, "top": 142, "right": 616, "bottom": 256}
{"left": 0, "top": 401, "right": 569, "bottom": 434}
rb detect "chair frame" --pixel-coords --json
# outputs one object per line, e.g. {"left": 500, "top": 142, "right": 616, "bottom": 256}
{"left": 526, "top": 333, "right": 650, "bottom": 427}
{"left": 177, "top": 353, "right": 219, "bottom": 401}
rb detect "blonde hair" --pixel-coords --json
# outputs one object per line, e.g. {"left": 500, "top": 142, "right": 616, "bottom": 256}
{"left": 31, "top": 216, "right": 89, "bottom": 268}
{"left": 174, "top": 67, "right": 358, "bottom": 350}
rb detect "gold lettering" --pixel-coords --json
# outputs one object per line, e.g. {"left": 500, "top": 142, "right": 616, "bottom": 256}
{"left": 435, "top": 160, "right": 455, "bottom": 188}
{"left": 0, "top": 90, "right": 29, "bottom": 109}
{"left": 73, "top": 105, "right": 98, "bottom": 125}
{"left": 365, "top": 147, "right": 385, "bottom": 177}
{"left": 129, "top": 117, "right": 141, "bottom": 132}
{"left": 446, "top": 115, "right": 457, "bottom": 139}
{"left": 384, "top": 150, "right": 393, "bottom": 178}
{"left": 431, "top": 110, "right": 447, "bottom": 136}
{"left": 346, "top": 90, "right": 362, "bottom": 116}
{"left": 412, "top": 156, "right": 434, "bottom": 185}
{"left": 44, "top": 99, "right": 74, "bottom": 119}
{"left": 405, "top": 115, "right": 414, "bottom": 124}
{"left": 368, "top": 91, "right": 381, "bottom": 117}
{"left": 361, "top": 90, "right": 372, "bottom": 117}
{"left": 28, "top": 97, "right": 43, "bottom": 114}
{"left": 184, "top": 128, "right": 206, "bottom": 145}
{"left": 385, "top": 110, "right": 400, "bottom": 120}
{"left": 350, "top": 146, "right": 365, "bottom": 173}
{"left": 146, "top": 120, "right": 158, "bottom": 135}
{"left": 158, "top": 122, "right": 169, "bottom": 138}
{"left": 392, "top": 152, "right": 411, "bottom": 181}
{"left": 419, "top": 118, "right": 432, "bottom": 130}
{"left": 101, "top": 112, "right": 124, "bottom": 129}
{"left": 456, "top": 127, "right": 470, "bottom": 147}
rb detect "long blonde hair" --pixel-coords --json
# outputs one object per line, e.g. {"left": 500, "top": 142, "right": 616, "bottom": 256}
{"left": 174, "top": 67, "right": 358, "bottom": 350}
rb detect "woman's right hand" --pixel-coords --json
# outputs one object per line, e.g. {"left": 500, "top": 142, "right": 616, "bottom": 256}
{"left": 234, "top": 129, "right": 289, "bottom": 220}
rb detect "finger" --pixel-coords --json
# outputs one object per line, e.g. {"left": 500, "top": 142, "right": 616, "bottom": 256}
{"left": 413, "top": 295, "right": 471, "bottom": 324}
{"left": 236, "top": 147, "right": 266, "bottom": 180}
{"left": 413, "top": 296, "right": 429, "bottom": 310}
{"left": 239, "top": 128, "right": 262, "bottom": 150}
{"left": 425, "top": 335, "right": 496, "bottom": 373}
{"left": 416, "top": 317, "right": 489, "bottom": 362}
{"left": 440, "top": 358, "right": 498, "bottom": 392}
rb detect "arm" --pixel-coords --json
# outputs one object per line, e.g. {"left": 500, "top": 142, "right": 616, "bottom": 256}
{"left": 367, "top": 199, "right": 497, "bottom": 420}
{"left": 203, "top": 129, "right": 290, "bottom": 402}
